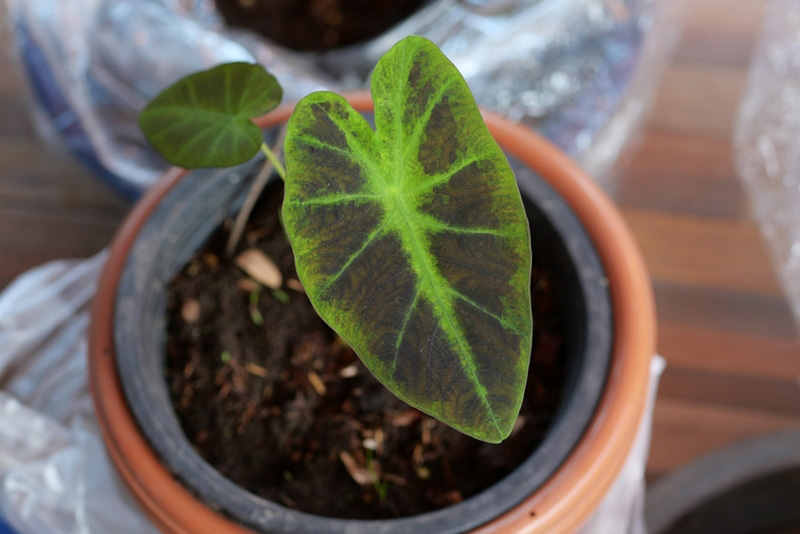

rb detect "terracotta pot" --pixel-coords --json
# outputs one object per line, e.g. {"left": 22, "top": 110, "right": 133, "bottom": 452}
{"left": 89, "top": 93, "right": 655, "bottom": 533}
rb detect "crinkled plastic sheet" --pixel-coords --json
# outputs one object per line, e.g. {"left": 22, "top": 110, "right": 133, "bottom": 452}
{"left": 6, "top": 0, "right": 678, "bottom": 199}
{"left": 0, "top": 253, "right": 663, "bottom": 533}
{"left": 735, "top": 0, "right": 800, "bottom": 330}
{"left": 0, "top": 252, "right": 157, "bottom": 534}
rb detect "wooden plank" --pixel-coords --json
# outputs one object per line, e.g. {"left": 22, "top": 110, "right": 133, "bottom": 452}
{"left": 0, "top": 4, "right": 38, "bottom": 140}
{"left": 653, "top": 281, "right": 796, "bottom": 340}
{"left": 623, "top": 209, "right": 782, "bottom": 296}
{"left": 678, "top": 0, "right": 767, "bottom": 38}
{"left": 672, "top": 0, "right": 767, "bottom": 68}
{"left": 658, "top": 321, "right": 800, "bottom": 381}
{"left": 675, "top": 31, "right": 759, "bottom": 69}
{"left": 617, "top": 130, "right": 736, "bottom": 183}
{"left": 658, "top": 367, "right": 800, "bottom": 417}
{"left": 0, "top": 207, "right": 120, "bottom": 289}
{"left": 617, "top": 169, "right": 743, "bottom": 219}
{"left": 0, "top": 204, "right": 122, "bottom": 241}
{"left": 615, "top": 130, "right": 744, "bottom": 219}
{"left": 0, "top": 140, "right": 129, "bottom": 214}
{"left": 647, "top": 398, "right": 800, "bottom": 480}
{"left": 647, "top": 64, "right": 747, "bottom": 138}
{"left": 0, "top": 101, "right": 37, "bottom": 139}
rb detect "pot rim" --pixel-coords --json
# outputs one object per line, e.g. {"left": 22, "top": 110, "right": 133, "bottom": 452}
{"left": 89, "top": 91, "right": 655, "bottom": 534}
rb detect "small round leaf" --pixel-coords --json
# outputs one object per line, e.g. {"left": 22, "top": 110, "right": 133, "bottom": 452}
{"left": 139, "top": 62, "right": 282, "bottom": 168}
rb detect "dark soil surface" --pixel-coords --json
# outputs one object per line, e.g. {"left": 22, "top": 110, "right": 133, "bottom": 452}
{"left": 164, "top": 182, "right": 564, "bottom": 520}
{"left": 214, "top": 0, "right": 429, "bottom": 51}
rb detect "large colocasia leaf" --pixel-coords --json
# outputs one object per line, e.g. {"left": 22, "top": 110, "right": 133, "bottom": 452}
{"left": 282, "top": 36, "right": 532, "bottom": 443}
{"left": 139, "top": 62, "right": 282, "bottom": 168}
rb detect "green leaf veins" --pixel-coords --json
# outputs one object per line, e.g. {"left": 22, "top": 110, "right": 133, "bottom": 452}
{"left": 283, "top": 36, "right": 532, "bottom": 443}
{"left": 139, "top": 62, "right": 282, "bottom": 168}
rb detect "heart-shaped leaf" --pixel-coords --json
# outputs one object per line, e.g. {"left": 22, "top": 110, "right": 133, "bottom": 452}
{"left": 139, "top": 62, "right": 282, "bottom": 168}
{"left": 283, "top": 37, "right": 532, "bottom": 443}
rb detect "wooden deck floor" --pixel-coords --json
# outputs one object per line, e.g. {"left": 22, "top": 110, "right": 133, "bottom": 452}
{"left": 1, "top": 0, "right": 798, "bottom": 487}
{"left": 615, "top": 0, "right": 800, "bottom": 480}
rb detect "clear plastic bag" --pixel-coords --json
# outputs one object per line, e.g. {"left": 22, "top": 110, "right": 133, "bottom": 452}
{"left": 0, "top": 252, "right": 158, "bottom": 534}
{"left": 6, "top": 0, "right": 677, "bottom": 198}
{"left": 735, "top": 0, "right": 800, "bottom": 329}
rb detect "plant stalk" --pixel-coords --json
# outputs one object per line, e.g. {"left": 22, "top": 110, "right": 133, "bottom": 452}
{"left": 261, "top": 139, "right": 286, "bottom": 180}
{"left": 225, "top": 125, "right": 288, "bottom": 257}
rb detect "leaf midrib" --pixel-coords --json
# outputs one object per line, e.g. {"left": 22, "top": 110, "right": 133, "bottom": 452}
{"left": 299, "top": 88, "right": 507, "bottom": 438}
{"left": 380, "top": 49, "right": 503, "bottom": 436}
{"left": 384, "top": 189, "right": 503, "bottom": 437}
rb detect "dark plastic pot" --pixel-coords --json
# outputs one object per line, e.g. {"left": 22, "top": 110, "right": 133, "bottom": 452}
{"left": 89, "top": 93, "right": 655, "bottom": 533}
{"left": 646, "top": 429, "right": 800, "bottom": 534}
